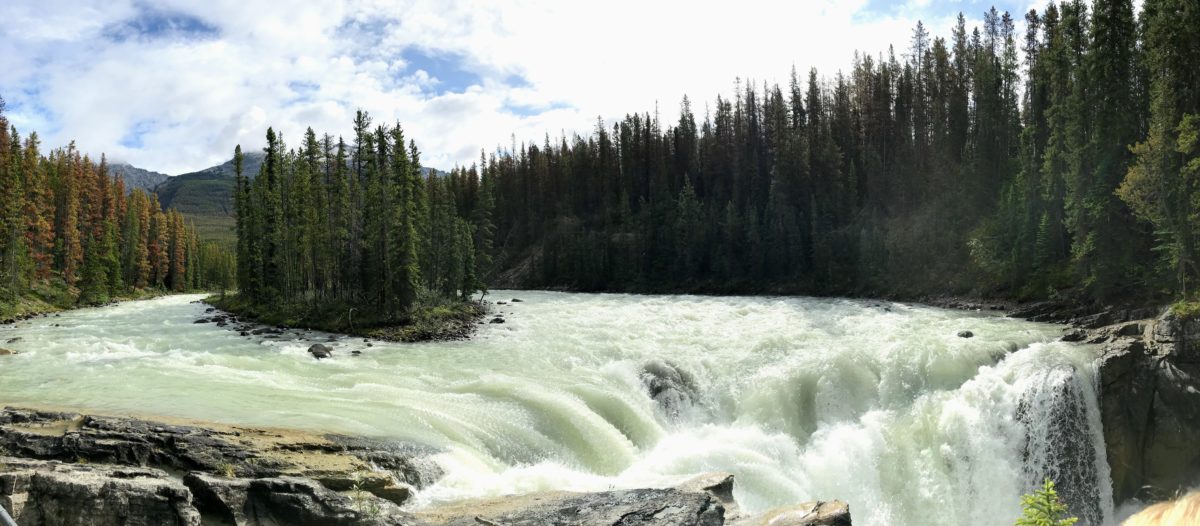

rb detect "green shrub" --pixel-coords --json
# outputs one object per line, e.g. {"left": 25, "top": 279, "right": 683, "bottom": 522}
{"left": 1016, "top": 479, "right": 1078, "bottom": 526}
{"left": 1171, "top": 299, "right": 1200, "bottom": 320}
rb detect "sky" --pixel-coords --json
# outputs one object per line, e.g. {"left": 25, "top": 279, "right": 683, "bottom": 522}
{"left": 0, "top": 0, "right": 1034, "bottom": 175}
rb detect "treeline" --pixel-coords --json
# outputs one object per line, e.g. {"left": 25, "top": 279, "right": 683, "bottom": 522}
{"left": 478, "top": 0, "right": 1199, "bottom": 302}
{"left": 0, "top": 96, "right": 234, "bottom": 307}
{"left": 232, "top": 112, "right": 491, "bottom": 317}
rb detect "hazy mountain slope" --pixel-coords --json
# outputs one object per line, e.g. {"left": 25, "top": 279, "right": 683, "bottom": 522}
{"left": 108, "top": 162, "right": 170, "bottom": 193}
{"left": 142, "top": 152, "right": 440, "bottom": 248}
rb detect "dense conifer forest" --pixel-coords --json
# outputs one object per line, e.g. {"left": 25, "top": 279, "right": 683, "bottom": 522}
{"left": 221, "top": 113, "right": 490, "bottom": 338}
{"left": 5, "top": 0, "right": 1196, "bottom": 325}
{"left": 475, "top": 0, "right": 1198, "bottom": 304}
{"left": 0, "top": 96, "right": 234, "bottom": 317}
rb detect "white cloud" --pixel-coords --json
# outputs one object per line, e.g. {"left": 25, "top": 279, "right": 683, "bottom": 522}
{"left": 0, "top": 0, "right": 999, "bottom": 174}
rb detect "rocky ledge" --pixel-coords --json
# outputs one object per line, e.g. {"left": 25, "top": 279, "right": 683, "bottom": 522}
{"left": 1083, "top": 310, "right": 1200, "bottom": 504}
{"left": 0, "top": 408, "right": 850, "bottom": 526}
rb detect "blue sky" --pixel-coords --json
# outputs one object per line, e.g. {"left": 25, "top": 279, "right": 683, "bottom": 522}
{"left": 0, "top": 0, "right": 1047, "bottom": 174}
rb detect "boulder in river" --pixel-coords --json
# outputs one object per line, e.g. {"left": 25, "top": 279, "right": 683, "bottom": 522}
{"left": 308, "top": 344, "right": 333, "bottom": 359}
{"left": 489, "top": 317, "right": 505, "bottom": 324}
{"left": 511, "top": 298, "right": 523, "bottom": 303}
{"left": 641, "top": 359, "right": 699, "bottom": 418}
{"left": 957, "top": 330, "right": 974, "bottom": 338}
{"left": 0, "top": 348, "right": 17, "bottom": 356}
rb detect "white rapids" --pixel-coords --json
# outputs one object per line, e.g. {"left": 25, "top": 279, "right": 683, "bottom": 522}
{"left": 0, "top": 291, "right": 1114, "bottom": 525}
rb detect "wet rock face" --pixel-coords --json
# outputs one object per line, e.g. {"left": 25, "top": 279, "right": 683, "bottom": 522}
{"left": 0, "top": 458, "right": 201, "bottom": 526}
{"left": 1094, "top": 310, "right": 1200, "bottom": 504}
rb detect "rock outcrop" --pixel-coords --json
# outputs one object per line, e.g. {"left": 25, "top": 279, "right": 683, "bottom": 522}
{"left": 733, "top": 500, "right": 852, "bottom": 526}
{"left": 0, "top": 458, "right": 201, "bottom": 526}
{"left": 184, "top": 473, "right": 423, "bottom": 526}
{"left": 1091, "top": 310, "right": 1200, "bottom": 503}
{"left": 2, "top": 408, "right": 850, "bottom": 526}
{"left": 415, "top": 488, "right": 726, "bottom": 526}
{"left": 0, "top": 408, "right": 442, "bottom": 503}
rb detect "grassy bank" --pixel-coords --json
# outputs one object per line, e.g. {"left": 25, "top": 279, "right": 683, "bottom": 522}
{"left": 0, "top": 280, "right": 178, "bottom": 322}
{"left": 208, "top": 292, "right": 486, "bottom": 343}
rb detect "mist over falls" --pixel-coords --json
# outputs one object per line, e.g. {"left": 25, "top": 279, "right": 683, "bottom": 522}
{"left": 0, "top": 292, "right": 1113, "bottom": 524}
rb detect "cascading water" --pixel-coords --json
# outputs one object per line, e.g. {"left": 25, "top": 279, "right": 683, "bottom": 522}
{"left": 0, "top": 291, "right": 1115, "bottom": 525}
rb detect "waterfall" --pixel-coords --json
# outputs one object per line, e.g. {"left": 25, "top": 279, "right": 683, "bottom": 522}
{"left": 1017, "top": 365, "right": 1115, "bottom": 526}
{"left": 0, "top": 291, "right": 1117, "bottom": 524}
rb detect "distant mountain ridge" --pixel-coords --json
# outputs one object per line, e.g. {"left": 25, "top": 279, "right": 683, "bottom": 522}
{"left": 107, "top": 162, "right": 170, "bottom": 193}
{"left": 114, "top": 152, "right": 442, "bottom": 247}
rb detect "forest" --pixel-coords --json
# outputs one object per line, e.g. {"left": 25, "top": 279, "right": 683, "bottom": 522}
{"left": 221, "top": 114, "right": 490, "bottom": 338}
{"left": 3, "top": 0, "right": 1196, "bottom": 323}
{"left": 477, "top": 0, "right": 1198, "bottom": 304}
{"left": 0, "top": 96, "right": 234, "bottom": 317}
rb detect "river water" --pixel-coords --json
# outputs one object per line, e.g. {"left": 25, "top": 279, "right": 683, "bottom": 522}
{"left": 0, "top": 291, "right": 1113, "bottom": 524}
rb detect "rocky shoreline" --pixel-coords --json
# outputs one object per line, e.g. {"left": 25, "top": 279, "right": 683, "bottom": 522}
{"left": 201, "top": 297, "right": 488, "bottom": 344}
{"left": 0, "top": 408, "right": 851, "bottom": 525}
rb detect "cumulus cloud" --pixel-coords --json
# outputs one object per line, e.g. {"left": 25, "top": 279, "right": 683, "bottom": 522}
{"left": 0, "top": 0, "right": 1028, "bottom": 174}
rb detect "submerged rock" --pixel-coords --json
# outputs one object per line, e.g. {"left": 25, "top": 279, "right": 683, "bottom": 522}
{"left": 641, "top": 359, "right": 700, "bottom": 418}
{"left": 308, "top": 344, "right": 333, "bottom": 359}
{"left": 489, "top": 317, "right": 505, "bottom": 324}
{"left": 957, "top": 330, "right": 974, "bottom": 338}
{"left": 1, "top": 458, "right": 201, "bottom": 526}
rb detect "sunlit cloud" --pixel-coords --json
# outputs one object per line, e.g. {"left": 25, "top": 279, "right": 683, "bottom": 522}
{"left": 0, "top": 0, "right": 1022, "bottom": 174}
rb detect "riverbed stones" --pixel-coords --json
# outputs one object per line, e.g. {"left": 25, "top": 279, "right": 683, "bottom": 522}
{"left": 308, "top": 343, "right": 333, "bottom": 359}
{"left": 0, "top": 457, "right": 201, "bottom": 526}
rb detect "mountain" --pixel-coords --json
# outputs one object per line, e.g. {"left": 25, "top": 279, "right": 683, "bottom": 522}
{"left": 107, "top": 162, "right": 170, "bottom": 194}
{"left": 153, "top": 152, "right": 265, "bottom": 247}
{"left": 127, "top": 152, "right": 442, "bottom": 248}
